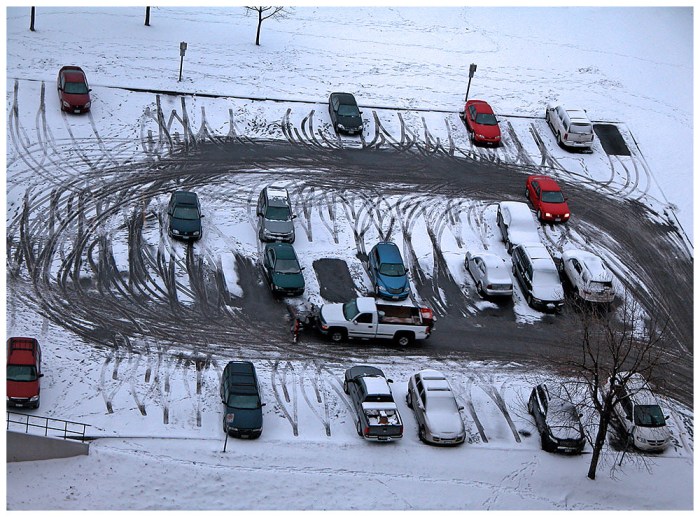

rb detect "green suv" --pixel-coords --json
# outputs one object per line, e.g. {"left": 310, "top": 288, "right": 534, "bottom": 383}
{"left": 262, "top": 243, "right": 305, "bottom": 297}
{"left": 220, "top": 361, "right": 265, "bottom": 439}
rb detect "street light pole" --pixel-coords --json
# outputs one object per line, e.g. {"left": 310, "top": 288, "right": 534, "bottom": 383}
{"left": 179, "top": 41, "right": 188, "bottom": 82}
{"left": 465, "top": 63, "right": 477, "bottom": 102}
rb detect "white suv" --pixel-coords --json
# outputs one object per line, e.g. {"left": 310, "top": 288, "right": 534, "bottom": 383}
{"left": 606, "top": 372, "right": 671, "bottom": 452}
{"left": 545, "top": 104, "right": 594, "bottom": 150}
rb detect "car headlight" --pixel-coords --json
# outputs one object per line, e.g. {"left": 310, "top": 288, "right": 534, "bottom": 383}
{"left": 476, "top": 133, "right": 485, "bottom": 139}
{"left": 62, "top": 100, "right": 70, "bottom": 108}
{"left": 337, "top": 124, "right": 346, "bottom": 130}
{"left": 193, "top": 230, "right": 200, "bottom": 236}
{"left": 531, "top": 296, "right": 542, "bottom": 305}
{"left": 563, "top": 213, "right": 570, "bottom": 218}
{"left": 29, "top": 395, "right": 39, "bottom": 402}
{"left": 494, "top": 135, "right": 501, "bottom": 140}
{"left": 85, "top": 101, "right": 91, "bottom": 108}
{"left": 377, "top": 285, "right": 388, "bottom": 293}
{"left": 172, "top": 228, "right": 180, "bottom": 235}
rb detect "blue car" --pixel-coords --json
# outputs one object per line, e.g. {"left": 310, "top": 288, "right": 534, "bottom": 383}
{"left": 368, "top": 242, "right": 410, "bottom": 301}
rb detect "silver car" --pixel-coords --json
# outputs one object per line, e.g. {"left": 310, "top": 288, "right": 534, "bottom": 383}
{"left": 545, "top": 104, "right": 595, "bottom": 150}
{"left": 406, "top": 369, "right": 465, "bottom": 446}
{"left": 257, "top": 185, "right": 296, "bottom": 243}
{"left": 560, "top": 249, "right": 615, "bottom": 304}
{"left": 465, "top": 251, "right": 513, "bottom": 297}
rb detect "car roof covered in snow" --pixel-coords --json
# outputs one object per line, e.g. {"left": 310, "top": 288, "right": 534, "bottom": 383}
{"left": 562, "top": 249, "right": 613, "bottom": 281}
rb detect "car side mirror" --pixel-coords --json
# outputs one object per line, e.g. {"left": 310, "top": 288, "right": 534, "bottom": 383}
{"left": 58, "top": 86, "right": 62, "bottom": 91}
{"left": 261, "top": 403, "right": 267, "bottom": 407}
{"left": 89, "top": 88, "right": 92, "bottom": 92}
{"left": 353, "top": 320, "right": 358, "bottom": 325}
{"left": 387, "top": 379, "right": 394, "bottom": 384}
{"left": 564, "top": 197, "right": 569, "bottom": 201}
{"left": 404, "top": 267, "right": 409, "bottom": 273}
{"left": 665, "top": 415, "right": 670, "bottom": 421}
{"left": 292, "top": 214, "right": 297, "bottom": 219}
{"left": 201, "top": 214, "right": 205, "bottom": 218}
{"left": 38, "top": 373, "right": 44, "bottom": 378}
{"left": 626, "top": 415, "right": 632, "bottom": 421}
{"left": 458, "top": 406, "right": 464, "bottom": 411}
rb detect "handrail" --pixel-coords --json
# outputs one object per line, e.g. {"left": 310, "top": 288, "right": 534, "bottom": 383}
{"left": 6, "top": 411, "right": 90, "bottom": 443}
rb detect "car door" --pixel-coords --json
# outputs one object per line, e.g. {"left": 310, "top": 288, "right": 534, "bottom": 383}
{"left": 528, "top": 180, "right": 541, "bottom": 207}
{"left": 353, "top": 312, "right": 377, "bottom": 339}
{"left": 476, "top": 258, "right": 487, "bottom": 285}
{"left": 413, "top": 377, "right": 426, "bottom": 426}
{"left": 263, "top": 247, "right": 275, "bottom": 282}
{"left": 497, "top": 206, "right": 509, "bottom": 242}
{"left": 535, "top": 386, "right": 548, "bottom": 432}
{"left": 467, "top": 105, "right": 477, "bottom": 131}
{"left": 368, "top": 247, "right": 379, "bottom": 286}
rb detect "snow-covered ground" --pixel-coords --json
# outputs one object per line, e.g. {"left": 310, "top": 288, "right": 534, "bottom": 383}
{"left": 4, "top": 5, "right": 693, "bottom": 511}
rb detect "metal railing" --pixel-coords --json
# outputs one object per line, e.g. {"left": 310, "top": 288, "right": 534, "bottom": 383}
{"left": 6, "top": 411, "right": 90, "bottom": 443}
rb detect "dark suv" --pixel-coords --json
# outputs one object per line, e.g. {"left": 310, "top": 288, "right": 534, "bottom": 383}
{"left": 368, "top": 242, "right": 410, "bottom": 301}
{"left": 220, "top": 361, "right": 265, "bottom": 439}
{"left": 262, "top": 242, "right": 305, "bottom": 296}
{"left": 257, "top": 186, "right": 296, "bottom": 243}
{"left": 167, "top": 191, "right": 203, "bottom": 241}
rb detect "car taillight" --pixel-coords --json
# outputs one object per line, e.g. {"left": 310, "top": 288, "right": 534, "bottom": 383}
{"left": 486, "top": 284, "right": 493, "bottom": 289}
{"left": 420, "top": 307, "right": 433, "bottom": 319}
{"left": 564, "top": 133, "right": 568, "bottom": 140}
{"left": 364, "top": 426, "right": 369, "bottom": 436}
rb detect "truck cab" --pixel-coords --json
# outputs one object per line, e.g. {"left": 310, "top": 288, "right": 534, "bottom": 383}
{"left": 7, "top": 337, "right": 43, "bottom": 409}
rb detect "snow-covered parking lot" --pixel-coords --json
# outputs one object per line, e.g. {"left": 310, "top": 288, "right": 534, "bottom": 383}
{"left": 5, "top": 6, "right": 693, "bottom": 511}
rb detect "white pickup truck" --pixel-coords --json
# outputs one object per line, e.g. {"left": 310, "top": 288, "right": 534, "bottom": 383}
{"left": 316, "top": 297, "right": 434, "bottom": 346}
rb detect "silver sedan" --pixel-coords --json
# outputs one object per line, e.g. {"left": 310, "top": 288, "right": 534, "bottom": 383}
{"left": 465, "top": 251, "right": 513, "bottom": 297}
{"left": 406, "top": 369, "right": 465, "bottom": 446}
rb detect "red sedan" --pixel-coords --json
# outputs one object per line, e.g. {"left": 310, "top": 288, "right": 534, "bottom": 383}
{"left": 526, "top": 175, "right": 570, "bottom": 223}
{"left": 57, "top": 66, "right": 92, "bottom": 113}
{"left": 464, "top": 99, "right": 501, "bottom": 146}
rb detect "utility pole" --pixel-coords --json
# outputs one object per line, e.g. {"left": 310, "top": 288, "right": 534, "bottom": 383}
{"left": 178, "top": 42, "right": 187, "bottom": 82}
{"left": 465, "top": 63, "right": 477, "bottom": 102}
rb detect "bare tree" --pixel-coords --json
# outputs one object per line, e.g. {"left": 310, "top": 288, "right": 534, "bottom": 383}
{"left": 244, "top": 6, "right": 291, "bottom": 46}
{"left": 566, "top": 292, "right": 669, "bottom": 480}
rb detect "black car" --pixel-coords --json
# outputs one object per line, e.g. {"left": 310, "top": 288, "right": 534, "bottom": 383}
{"left": 328, "top": 92, "right": 363, "bottom": 135}
{"left": 528, "top": 384, "right": 585, "bottom": 454}
{"left": 220, "top": 361, "right": 265, "bottom": 439}
{"left": 262, "top": 243, "right": 305, "bottom": 296}
{"left": 167, "top": 191, "right": 203, "bottom": 241}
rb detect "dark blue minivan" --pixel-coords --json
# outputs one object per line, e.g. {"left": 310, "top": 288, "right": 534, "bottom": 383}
{"left": 368, "top": 242, "right": 410, "bottom": 301}
{"left": 220, "top": 361, "right": 265, "bottom": 439}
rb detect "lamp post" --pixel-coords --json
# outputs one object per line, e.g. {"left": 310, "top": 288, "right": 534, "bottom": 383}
{"left": 178, "top": 41, "right": 188, "bottom": 82}
{"left": 465, "top": 63, "right": 477, "bottom": 102}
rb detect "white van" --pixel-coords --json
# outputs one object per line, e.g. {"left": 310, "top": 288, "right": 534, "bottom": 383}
{"left": 545, "top": 104, "right": 595, "bottom": 150}
{"left": 607, "top": 372, "right": 671, "bottom": 451}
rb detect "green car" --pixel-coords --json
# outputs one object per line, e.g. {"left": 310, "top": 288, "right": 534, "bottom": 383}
{"left": 262, "top": 242, "right": 305, "bottom": 296}
{"left": 220, "top": 361, "right": 265, "bottom": 439}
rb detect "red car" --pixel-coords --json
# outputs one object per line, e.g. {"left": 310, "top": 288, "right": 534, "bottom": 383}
{"left": 57, "top": 66, "right": 92, "bottom": 113}
{"left": 463, "top": 99, "right": 501, "bottom": 146}
{"left": 7, "top": 337, "right": 43, "bottom": 409}
{"left": 526, "top": 175, "right": 570, "bottom": 223}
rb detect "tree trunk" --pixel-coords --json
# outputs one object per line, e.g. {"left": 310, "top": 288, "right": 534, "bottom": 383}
{"left": 145, "top": 6, "right": 150, "bottom": 26}
{"left": 587, "top": 415, "right": 610, "bottom": 480}
{"left": 256, "top": 12, "right": 262, "bottom": 45}
{"left": 30, "top": 7, "right": 35, "bottom": 31}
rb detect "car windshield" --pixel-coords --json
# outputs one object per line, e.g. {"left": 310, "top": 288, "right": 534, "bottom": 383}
{"left": 338, "top": 104, "right": 360, "bottom": 117}
{"left": 265, "top": 206, "right": 291, "bottom": 221}
{"left": 64, "top": 81, "right": 89, "bottom": 94}
{"left": 274, "top": 259, "right": 301, "bottom": 274}
{"left": 569, "top": 123, "right": 592, "bottom": 134}
{"left": 227, "top": 394, "right": 260, "bottom": 409}
{"left": 7, "top": 365, "right": 37, "bottom": 382}
{"left": 541, "top": 191, "right": 565, "bottom": 203}
{"left": 379, "top": 263, "right": 406, "bottom": 277}
{"left": 475, "top": 113, "right": 498, "bottom": 125}
{"left": 342, "top": 299, "right": 360, "bottom": 321}
{"left": 634, "top": 404, "right": 666, "bottom": 427}
{"left": 173, "top": 206, "right": 200, "bottom": 220}
{"left": 533, "top": 269, "right": 561, "bottom": 287}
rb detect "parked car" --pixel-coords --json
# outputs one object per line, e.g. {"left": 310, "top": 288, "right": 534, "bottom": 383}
{"left": 526, "top": 175, "right": 570, "bottom": 223}
{"left": 465, "top": 251, "right": 513, "bottom": 297}
{"left": 7, "top": 337, "right": 43, "bottom": 409}
{"left": 605, "top": 372, "right": 671, "bottom": 452}
{"left": 317, "top": 297, "right": 434, "bottom": 347}
{"left": 560, "top": 249, "right": 615, "bottom": 304}
{"left": 344, "top": 365, "right": 403, "bottom": 441}
{"left": 511, "top": 242, "right": 564, "bottom": 311}
{"left": 406, "top": 369, "right": 465, "bottom": 445}
{"left": 220, "top": 361, "right": 265, "bottom": 439}
{"left": 496, "top": 201, "right": 541, "bottom": 253}
{"left": 527, "top": 383, "right": 585, "bottom": 454}
{"left": 261, "top": 242, "right": 305, "bottom": 297}
{"left": 367, "top": 241, "right": 410, "bottom": 301}
{"left": 167, "top": 191, "right": 203, "bottom": 241}
{"left": 463, "top": 99, "right": 501, "bottom": 146}
{"left": 545, "top": 104, "right": 594, "bottom": 150}
{"left": 57, "top": 65, "right": 92, "bottom": 113}
{"left": 257, "top": 185, "right": 296, "bottom": 243}
{"left": 328, "top": 92, "right": 363, "bottom": 135}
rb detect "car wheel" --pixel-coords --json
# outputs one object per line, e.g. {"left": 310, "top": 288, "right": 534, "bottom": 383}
{"left": 374, "top": 285, "right": 380, "bottom": 297}
{"left": 557, "top": 131, "right": 563, "bottom": 145}
{"left": 540, "top": 432, "right": 552, "bottom": 452}
{"left": 356, "top": 420, "right": 363, "bottom": 437}
{"left": 406, "top": 391, "right": 413, "bottom": 409}
{"left": 525, "top": 188, "right": 530, "bottom": 200}
{"left": 395, "top": 333, "right": 414, "bottom": 347}
{"left": 330, "top": 329, "right": 345, "bottom": 343}
{"left": 527, "top": 398, "right": 533, "bottom": 415}
{"left": 537, "top": 209, "right": 543, "bottom": 221}
{"left": 419, "top": 425, "right": 427, "bottom": 443}
{"left": 527, "top": 293, "right": 533, "bottom": 307}
{"left": 477, "top": 281, "right": 484, "bottom": 296}
{"left": 343, "top": 380, "right": 349, "bottom": 394}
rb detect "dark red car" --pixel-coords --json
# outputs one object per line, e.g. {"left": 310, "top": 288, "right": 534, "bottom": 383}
{"left": 463, "top": 99, "right": 501, "bottom": 146}
{"left": 57, "top": 66, "right": 92, "bottom": 113}
{"left": 526, "top": 175, "right": 570, "bottom": 223}
{"left": 7, "top": 337, "right": 43, "bottom": 409}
